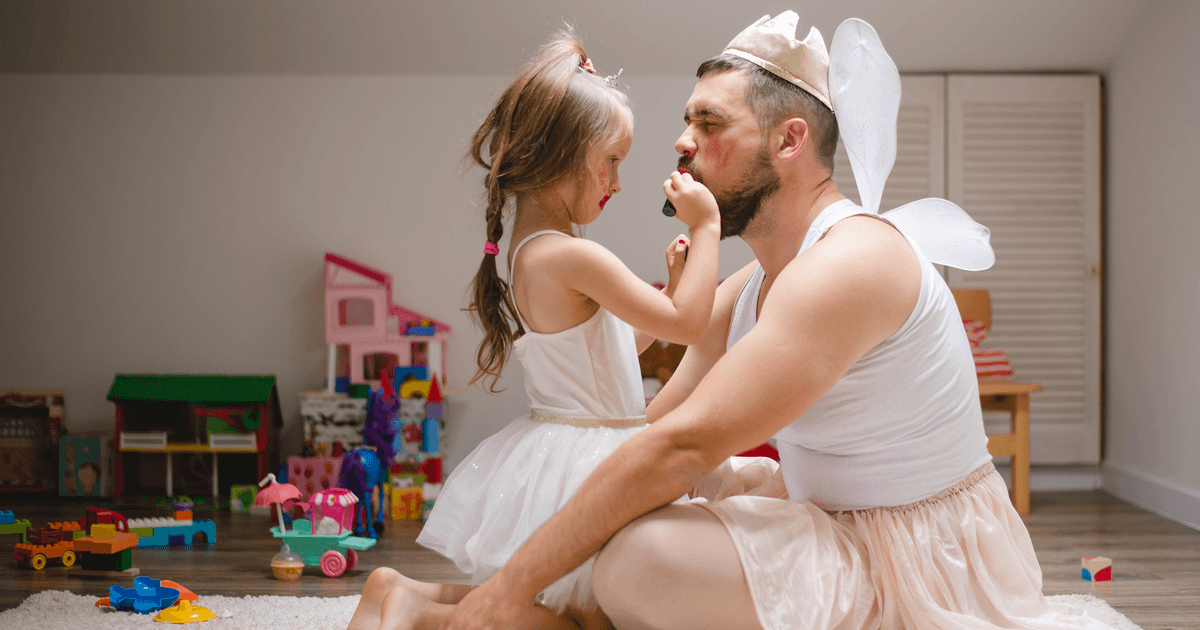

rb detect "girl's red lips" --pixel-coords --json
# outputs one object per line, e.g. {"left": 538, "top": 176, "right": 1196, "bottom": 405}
{"left": 600, "top": 195, "right": 611, "bottom": 209}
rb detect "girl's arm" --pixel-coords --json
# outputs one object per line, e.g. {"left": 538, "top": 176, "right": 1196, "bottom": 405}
{"left": 645, "top": 259, "right": 758, "bottom": 421}
{"left": 633, "top": 235, "right": 691, "bottom": 353}
{"left": 567, "top": 172, "right": 720, "bottom": 346}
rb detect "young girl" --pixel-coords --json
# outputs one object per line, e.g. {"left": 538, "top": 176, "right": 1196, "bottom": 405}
{"left": 347, "top": 29, "right": 721, "bottom": 630}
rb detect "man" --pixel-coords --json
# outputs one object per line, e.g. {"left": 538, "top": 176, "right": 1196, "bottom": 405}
{"left": 428, "top": 13, "right": 1107, "bottom": 630}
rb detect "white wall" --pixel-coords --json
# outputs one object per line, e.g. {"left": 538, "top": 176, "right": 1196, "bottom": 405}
{"left": 0, "top": 72, "right": 754, "bottom": 470}
{"left": 1103, "top": 0, "right": 1200, "bottom": 528}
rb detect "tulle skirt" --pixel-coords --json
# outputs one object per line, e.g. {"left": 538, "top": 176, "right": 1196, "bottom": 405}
{"left": 697, "top": 461, "right": 1122, "bottom": 630}
{"left": 416, "top": 415, "right": 645, "bottom": 614}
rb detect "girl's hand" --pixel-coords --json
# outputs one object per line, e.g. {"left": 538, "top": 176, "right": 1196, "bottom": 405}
{"left": 664, "top": 234, "right": 689, "bottom": 296}
{"left": 664, "top": 171, "right": 720, "bottom": 231}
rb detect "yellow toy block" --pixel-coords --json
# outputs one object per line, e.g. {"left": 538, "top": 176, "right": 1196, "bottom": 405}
{"left": 391, "top": 486, "right": 423, "bottom": 520}
{"left": 90, "top": 523, "right": 116, "bottom": 538}
{"left": 400, "top": 380, "right": 432, "bottom": 399}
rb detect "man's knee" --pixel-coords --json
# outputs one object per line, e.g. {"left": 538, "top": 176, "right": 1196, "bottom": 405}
{"left": 594, "top": 508, "right": 693, "bottom": 626}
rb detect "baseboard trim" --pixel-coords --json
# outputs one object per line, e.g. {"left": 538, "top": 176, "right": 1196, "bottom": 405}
{"left": 1101, "top": 462, "right": 1200, "bottom": 532}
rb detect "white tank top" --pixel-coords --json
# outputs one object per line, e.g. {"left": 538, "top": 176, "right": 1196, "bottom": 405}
{"left": 727, "top": 200, "right": 991, "bottom": 510}
{"left": 509, "top": 231, "right": 646, "bottom": 420}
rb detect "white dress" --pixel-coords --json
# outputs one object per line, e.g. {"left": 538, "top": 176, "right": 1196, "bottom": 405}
{"left": 416, "top": 230, "right": 647, "bottom": 614}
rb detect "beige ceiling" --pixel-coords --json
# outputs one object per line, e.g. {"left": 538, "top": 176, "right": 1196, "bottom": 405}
{"left": 1, "top": 0, "right": 1152, "bottom": 75}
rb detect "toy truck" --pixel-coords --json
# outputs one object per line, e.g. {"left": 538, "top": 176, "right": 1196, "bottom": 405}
{"left": 13, "top": 522, "right": 83, "bottom": 569}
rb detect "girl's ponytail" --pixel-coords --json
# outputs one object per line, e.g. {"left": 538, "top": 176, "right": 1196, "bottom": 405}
{"left": 465, "top": 26, "right": 631, "bottom": 392}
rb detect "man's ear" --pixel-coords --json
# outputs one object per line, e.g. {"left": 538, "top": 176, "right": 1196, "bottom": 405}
{"left": 775, "top": 117, "right": 809, "bottom": 161}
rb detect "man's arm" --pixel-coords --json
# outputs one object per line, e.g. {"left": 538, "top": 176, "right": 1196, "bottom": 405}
{"left": 441, "top": 218, "right": 920, "bottom": 629}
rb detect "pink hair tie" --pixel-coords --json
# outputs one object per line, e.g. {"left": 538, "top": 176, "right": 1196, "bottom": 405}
{"left": 484, "top": 241, "right": 500, "bottom": 256}
{"left": 580, "top": 59, "right": 596, "bottom": 75}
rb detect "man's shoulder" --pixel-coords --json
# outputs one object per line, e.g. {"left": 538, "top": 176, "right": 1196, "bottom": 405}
{"left": 797, "top": 214, "right": 914, "bottom": 272}
{"left": 774, "top": 215, "right": 920, "bottom": 315}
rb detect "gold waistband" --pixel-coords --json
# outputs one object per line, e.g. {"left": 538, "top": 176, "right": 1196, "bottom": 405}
{"left": 530, "top": 409, "right": 646, "bottom": 429}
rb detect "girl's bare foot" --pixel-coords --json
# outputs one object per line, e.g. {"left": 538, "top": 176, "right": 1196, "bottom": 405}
{"left": 347, "top": 567, "right": 404, "bottom": 630}
{"left": 379, "top": 585, "right": 455, "bottom": 630}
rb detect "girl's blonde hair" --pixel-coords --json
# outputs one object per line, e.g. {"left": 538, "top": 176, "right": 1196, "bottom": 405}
{"left": 467, "top": 27, "right": 631, "bottom": 392}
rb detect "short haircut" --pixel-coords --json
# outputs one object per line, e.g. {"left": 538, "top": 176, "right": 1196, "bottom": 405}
{"left": 697, "top": 55, "right": 839, "bottom": 172}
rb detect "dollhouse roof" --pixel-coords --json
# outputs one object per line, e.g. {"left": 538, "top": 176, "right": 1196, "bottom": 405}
{"left": 107, "top": 375, "right": 277, "bottom": 403}
{"left": 324, "top": 252, "right": 451, "bottom": 333}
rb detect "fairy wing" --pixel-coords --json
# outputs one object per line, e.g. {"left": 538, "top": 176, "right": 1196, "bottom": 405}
{"left": 881, "top": 199, "right": 995, "bottom": 271}
{"left": 828, "top": 18, "right": 900, "bottom": 216}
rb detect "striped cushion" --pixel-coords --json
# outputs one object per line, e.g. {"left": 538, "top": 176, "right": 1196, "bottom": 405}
{"left": 973, "top": 348, "right": 1014, "bottom": 379}
{"left": 963, "top": 319, "right": 1013, "bottom": 379}
{"left": 963, "top": 319, "right": 988, "bottom": 348}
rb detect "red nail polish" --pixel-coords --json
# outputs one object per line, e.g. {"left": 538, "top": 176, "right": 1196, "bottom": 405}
{"left": 679, "top": 239, "right": 686, "bottom": 244}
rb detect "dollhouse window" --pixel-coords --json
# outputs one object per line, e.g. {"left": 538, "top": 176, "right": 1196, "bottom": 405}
{"left": 338, "top": 298, "right": 375, "bottom": 327}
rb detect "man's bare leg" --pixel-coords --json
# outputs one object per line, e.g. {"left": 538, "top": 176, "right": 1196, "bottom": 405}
{"left": 592, "top": 504, "right": 762, "bottom": 630}
{"left": 348, "top": 568, "right": 474, "bottom": 630}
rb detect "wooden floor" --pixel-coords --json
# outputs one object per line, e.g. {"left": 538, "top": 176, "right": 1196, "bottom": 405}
{"left": 0, "top": 491, "right": 1196, "bottom": 629}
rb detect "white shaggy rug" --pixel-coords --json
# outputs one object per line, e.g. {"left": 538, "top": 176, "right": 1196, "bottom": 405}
{"left": 0, "top": 590, "right": 1142, "bottom": 630}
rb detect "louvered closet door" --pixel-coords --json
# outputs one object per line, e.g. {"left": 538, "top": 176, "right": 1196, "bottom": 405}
{"left": 831, "top": 75, "right": 946, "bottom": 208}
{"left": 945, "top": 75, "right": 1102, "bottom": 464}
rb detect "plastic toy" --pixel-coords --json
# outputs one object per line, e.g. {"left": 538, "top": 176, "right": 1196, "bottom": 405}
{"left": 102, "top": 576, "right": 180, "bottom": 614}
{"left": 0, "top": 510, "right": 31, "bottom": 545}
{"left": 12, "top": 521, "right": 82, "bottom": 569}
{"left": 304, "top": 488, "right": 358, "bottom": 535}
{"left": 1082, "top": 556, "right": 1112, "bottom": 581}
{"left": 322, "top": 253, "right": 451, "bottom": 390}
{"left": 268, "top": 518, "right": 376, "bottom": 578}
{"left": 80, "top": 506, "right": 130, "bottom": 533}
{"left": 127, "top": 513, "right": 216, "bottom": 548}
{"left": 254, "top": 474, "right": 306, "bottom": 579}
{"left": 338, "top": 449, "right": 387, "bottom": 538}
{"left": 154, "top": 600, "right": 216, "bottom": 624}
{"left": 365, "top": 377, "right": 399, "bottom": 467}
{"left": 74, "top": 522, "right": 140, "bottom": 574}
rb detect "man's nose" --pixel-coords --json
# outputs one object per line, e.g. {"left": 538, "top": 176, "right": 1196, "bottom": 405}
{"left": 675, "top": 130, "right": 695, "bottom": 157}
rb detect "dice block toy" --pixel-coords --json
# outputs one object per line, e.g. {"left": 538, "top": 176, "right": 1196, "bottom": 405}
{"left": 1081, "top": 556, "right": 1112, "bottom": 581}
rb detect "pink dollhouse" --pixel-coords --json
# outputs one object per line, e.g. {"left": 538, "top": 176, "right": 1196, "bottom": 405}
{"left": 323, "top": 253, "right": 451, "bottom": 390}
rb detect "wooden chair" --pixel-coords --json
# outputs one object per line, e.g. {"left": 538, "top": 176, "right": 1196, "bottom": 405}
{"left": 951, "top": 288, "right": 1041, "bottom": 515}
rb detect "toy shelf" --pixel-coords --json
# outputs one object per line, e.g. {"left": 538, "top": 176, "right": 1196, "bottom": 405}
{"left": 118, "top": 445, "right": 260, "bottom": 498}
{"left": 108, "top": 375, "right": 280, "bottom": 499}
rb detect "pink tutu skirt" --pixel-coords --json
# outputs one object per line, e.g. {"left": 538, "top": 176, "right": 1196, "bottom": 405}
{"left": 698, "top": 461, "right": 1121, "bottom": 629}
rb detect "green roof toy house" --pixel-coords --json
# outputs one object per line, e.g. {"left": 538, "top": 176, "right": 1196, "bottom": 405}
{"left": 107, "top": 375, "right": 280, "bottom": 499}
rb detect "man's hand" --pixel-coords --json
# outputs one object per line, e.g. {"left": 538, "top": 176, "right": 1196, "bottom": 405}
{"left": 439, "top": 579, "right": 534, "bottom": 630}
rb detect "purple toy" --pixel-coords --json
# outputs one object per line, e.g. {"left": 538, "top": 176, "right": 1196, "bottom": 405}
{"left": 337, "top": 385, "right": 397, "bottom": 539}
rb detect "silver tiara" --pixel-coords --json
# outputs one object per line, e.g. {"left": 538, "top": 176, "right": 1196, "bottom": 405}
{"left": 604, "top": 69, "right": 623, "bottom": 88}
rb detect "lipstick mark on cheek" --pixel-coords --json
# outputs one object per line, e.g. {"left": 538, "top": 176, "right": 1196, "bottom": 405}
{"left": 714, "top": 137, "right": 734, "bottom": 172}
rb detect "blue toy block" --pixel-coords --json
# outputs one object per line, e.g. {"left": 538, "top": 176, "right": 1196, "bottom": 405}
{"left": 394, "top": 366, "right": 429, "bottom": 385}
{"left": 129, "top": 519, "right": 217, "bottom": 548}
{"left": 406, "top": 325, "right": 436, "bottom": 336}
{"left": 425, "top": 402, "right": 443, "bottom": 420}
{"left": 422, "top": 418, "right": 440, "bottom": 453}
{"left": 0, "top": 510, "right": 14, "bottom": 525}
{"left": 335, "top": 376, "right": 350, "bottom": 393}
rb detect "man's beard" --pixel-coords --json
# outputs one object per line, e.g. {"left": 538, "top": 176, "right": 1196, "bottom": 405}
{"left": 678, "top": 143, "right": 779, "bottom": 239}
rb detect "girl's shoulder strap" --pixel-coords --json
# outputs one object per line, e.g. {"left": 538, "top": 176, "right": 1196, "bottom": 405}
{"left": 508, "top": 229, "right": 571, "bottom": 329}
{"left": 509, "top": 229, "right": 571, "bottom": 268}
